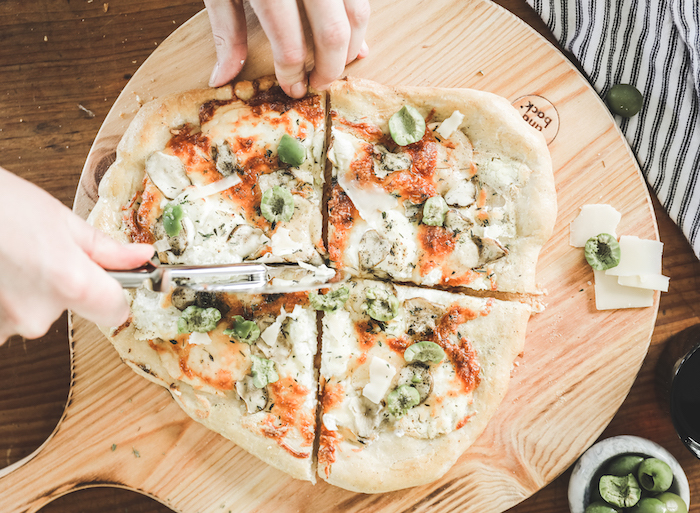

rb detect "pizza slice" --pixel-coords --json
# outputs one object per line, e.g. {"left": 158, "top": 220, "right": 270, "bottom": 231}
{"left": 90, "top": 76, "right": 327, "bottom": 267}
{"left": 315, "top": 279, "right": 531, "bottom": 492}
{"left": 108, "top": 286, "right": 319, "bottom": 482}
{"left": 326, "top": 77, "right": 556, "bottom": 293}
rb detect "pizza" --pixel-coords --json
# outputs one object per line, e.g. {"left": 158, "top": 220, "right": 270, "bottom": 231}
{"left": 327, "top": 78, "right": 556, "bottom": 293}
{"left": 87, "top": 75, "right": 555, "bottom": 493}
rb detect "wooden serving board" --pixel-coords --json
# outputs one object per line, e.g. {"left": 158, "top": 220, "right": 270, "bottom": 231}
{"left": 0, "top": 1, "right": 659, "bottom": 512}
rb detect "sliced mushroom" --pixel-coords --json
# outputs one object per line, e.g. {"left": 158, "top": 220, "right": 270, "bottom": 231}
{"left": 397, "top": 363, "right": 433, "bottom": 404}
{"left": 227, "top": 224, "right": 271, "bottom": 260}
{"left": 402, "top": 297, "right": 442, "bottom": 340}
{"left": 358, "top": 230, "right": 391, "bottom": 269}
{"left": 153, "top": 218, "right": 189, "bottom": 257}
{"left": 171, "top": 287, "right": 197, "bottom": 310}
{"left": 195, "top": 291, "right": 229, "bottom": 316}
{"left": 145, "top": 151, "right": 191, "bottom": 199}
{"left": 349, "top": 395, "right": 383, "bottom": 440}
{"left": 403, "top": 200, "right": 422, "bottom": 223}
{"left": 444, "top": 180, "right": 476, "bottom": 207}
{"left": 372, "top": 145, "right": 412, "bottom": 178}
{"left": 235, "top": 375, "right": 268, "bottom": 414}
{"left": 444, "top": 209, "right": 474, "bottom": 235}
{"left": 476, "top": 236, "right": 509, "bottom": 265}
{"left": 212, "top": 140, "right": 239, "bottom": 177}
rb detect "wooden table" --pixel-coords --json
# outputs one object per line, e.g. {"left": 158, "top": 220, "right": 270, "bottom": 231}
{"left": 1, "top": 1, "right": 699, "bottom": 512}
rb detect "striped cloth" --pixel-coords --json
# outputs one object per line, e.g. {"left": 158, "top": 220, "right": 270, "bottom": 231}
{"left": 526, "top": 0, "right": 700, "bottom": 259}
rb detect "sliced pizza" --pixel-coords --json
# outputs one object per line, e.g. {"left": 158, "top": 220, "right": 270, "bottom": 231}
{"left": 326, "top": 77, "right": 556, "bottom": 293}
{"left": 316, "top": 279, "right": 531, "bottom": 492}
{"left": 89, "top": 76, "right": 327, "bottom": 267}
{"left": 109, "top": 286, "right": 320, "bottom": 482}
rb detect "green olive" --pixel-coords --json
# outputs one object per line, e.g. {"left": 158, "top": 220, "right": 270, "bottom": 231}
{"left": 637, "top": 458, "right": 674, "bottom": 493}
{"left": 655, "top": 492, "right": 688, "bottom": 513}
{"left": 386, "top": 384, "right": 420, "bottom": 417}
{"left": 584, "top": 233, "right": 621, "bottom": 270}
{"left": 606, "top": 84, "right": 643, "bottom": 117}
{"left": 606, "top": 454, "right": 645, "bottom": 477}
{"left": 277, "top": 133, "right": 306, "bottom": 167}
{"left": 629, "top": 497, "right": 668, "bottom": 513}
{"left": 599, "top": 473, "right": 642, "bottom": 508}
{"left": 422, "top": 196, "right": 449, "bottom": 226}
{"left": 250, "top": 355, "right": 279, "bottom": 388}
{"left": 404, "top": 341, "right": 445, "bottom": 364}
{"left": 177, "top": 305, "right": 221, "bottom": 334}
{"left": 163, "top": 203, "right": 184, "bottom": 237}
{"left": 309, "top": 286, "right": 349, "bottom": 312}
{"left": 260, "top": 185, "right": 295, "bottom": 223}
{"left": 365, "top": 288, "right": 400, "bottom": 322}
{"left": 584, "top": 501, "right": 621, "bottom": 513}
{"left": 389, "top": 105, "right": 426, "bottom": 146}
{"left": 223, "top": 315, "right": 260, "bottom": 343}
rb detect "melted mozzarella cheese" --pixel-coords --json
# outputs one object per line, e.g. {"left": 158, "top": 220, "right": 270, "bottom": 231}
{"left": 320, "top": 309, "right": 356, "bottom": 377}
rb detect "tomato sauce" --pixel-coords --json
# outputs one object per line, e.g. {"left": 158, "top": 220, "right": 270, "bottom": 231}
{"left": 268, "top": 376, "right": 315, "bottom": 447}
{"left": 443, "top": 337, "right": 480, "bottom": 393}
{"left": 317, "top": 426, "right": 340, "bottom": 478}
{"left": 328, "top": 184, "right": 357, "bottom": 265}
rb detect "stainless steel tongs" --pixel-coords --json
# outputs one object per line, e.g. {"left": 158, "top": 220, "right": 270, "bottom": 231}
{"left": 107, "top": 260, "right": 346, "bottom": 294}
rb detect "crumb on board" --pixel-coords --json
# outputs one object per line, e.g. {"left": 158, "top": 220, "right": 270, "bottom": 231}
{"left": 78, "top": 104, "right": 96, "bottom": 118}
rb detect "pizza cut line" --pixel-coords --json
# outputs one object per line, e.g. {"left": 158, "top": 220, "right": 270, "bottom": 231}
{"left": 88, "top": 75, "right": 556, "bottom": 493}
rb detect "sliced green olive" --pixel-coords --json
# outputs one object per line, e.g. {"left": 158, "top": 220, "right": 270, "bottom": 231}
{"left": 261, "top": 185, "right": 295, "bottom": 223}
{"left": 584, "top": 501, "right": 621, "bottom": 513}
{"left": 309, "top": 286, "right": 349, "bottom": 312}
{"left": 606, "top": 84, "right": 643, "bottom": 117}
{"left": 223, "top": 315, "right": 260, "bottom": 344}
{"left": 278, "top": 133, "right": 306, "bottom": 167}
{"left": 584, "top": 233, "right": 621, "bottom": 270}
{"left": 250, "top": 355, "right": 279, "bottom": 388}
{"left": 163, "top": 203, "right": 184, "bottom": 237}
{"left": 599, "top": 473, "right": 642, "bottom": 508}
{"left": 404, "top": 341, "right": 445, "bottom": 364}
{"left": 177, "top": 305, "right": 221, "bottom": 333}
{"left": 422, "top": 196, "right": 449, "bottom": 226}
{"left": 389, "top": 105, "right": 426, "bottom": 146}
{"left": 655, "top": 492, "right": 688, "bottom": 513}
{"left": 365, "top": 288, "right": 400, "bottom": 322}
{"left": 637, "top": 458, "right": 674, "bottom": 493}
{"left": 386, "top": 384, "right": 420, "bottom": 417}
{"left": 606, "top": 454, "right": 645, "bottom": 477}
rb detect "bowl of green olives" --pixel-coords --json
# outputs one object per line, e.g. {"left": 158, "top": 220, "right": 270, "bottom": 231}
{"left": 569, "top": 435, "right": 690, "bottom": 513}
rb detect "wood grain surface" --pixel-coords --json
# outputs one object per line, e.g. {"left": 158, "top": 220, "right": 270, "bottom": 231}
{"left": 0, "top": 1, "right": 698, "bottom": 513}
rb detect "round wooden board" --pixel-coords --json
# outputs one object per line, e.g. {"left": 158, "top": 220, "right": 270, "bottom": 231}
{"left": 0, "top": 1, "right": 659, "bottom": 512}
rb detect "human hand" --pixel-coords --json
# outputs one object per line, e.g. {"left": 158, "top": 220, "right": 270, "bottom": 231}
{"left": 0, "top": 168, "right": 154, "bottom": 344}
{"left": 204, "top": 0, "right": 370, "bottom": 98}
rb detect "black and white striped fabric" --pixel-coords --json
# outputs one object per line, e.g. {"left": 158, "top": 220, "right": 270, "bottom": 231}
{"left": 526, "top": 0, "right": 700, "bottom": 259}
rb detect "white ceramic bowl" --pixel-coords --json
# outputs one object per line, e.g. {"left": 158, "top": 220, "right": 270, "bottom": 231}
{"left": 568, "top": 435, "right": 690, "bottom": 513}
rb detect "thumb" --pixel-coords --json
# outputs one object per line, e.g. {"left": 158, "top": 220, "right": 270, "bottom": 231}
{"left": 204, "top": 0, "right": 249, "bottom": 87}
{"left": 67, "top": 213, "right": 154, "bottom": 270}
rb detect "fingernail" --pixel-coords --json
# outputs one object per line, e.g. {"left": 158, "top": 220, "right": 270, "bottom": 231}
{"left": 290, "top": 81, "right": 307, "bottom": 98}
{"left": 359, "top": 41, "right": 369, "bottom": 58}
{"left": 208, "top": 62, "right": 220, "bottom": 88}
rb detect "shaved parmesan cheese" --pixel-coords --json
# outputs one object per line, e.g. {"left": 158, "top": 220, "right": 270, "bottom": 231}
{"left": 435, "top": 110, "right": 465, "bottom": 139}
{"left": 261, "top": 308, "right": 287, "bottom": 346}
{"left": 145, "top": 151, "right": 191, "bottom": 199}
{"left": 362, "top": 356, "right": 396, "bottom": 404}
{"left": 323, "top": 414, "right": 338, "bottom": 431}
{"left": 617, "top": 274, "right": 670, "bottom": 292}
{"left": 337, "top": 168, "right": 398, "bottom": 229}
{"left": 328, "top": 128, "right": 357, "bottom": 170}
{"left": 186, "top": 174, "right": 242, "bottom": 201}
{"left": 188, "top": 331, "right": 211, "bottom": 345}
{"left": 270, "top": 227, "right": 303, "bottom": 256}
{"left": 605, "top": 236, "right": 663, "bottom": 277}
{"left": 594, "top": 270, "right": 654, "bottom": 310}
{"left": 570, "top": 204, "right": 622, "bottom": 247}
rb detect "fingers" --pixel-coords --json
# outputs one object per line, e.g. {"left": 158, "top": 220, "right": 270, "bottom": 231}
{"left": 342, "top": 0, "right": 371, "bottom": 65}
{"left": 249, "top": 0, "right": 309, "bottom": 98}
{"left": 303, "top": 0, "right": 351, "bottom": 91}
{"left": 67, "top": 214, "right": 154, "bottom": 270}
{"left": 204, "top": 0, "right": 249, "bottom": 87}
